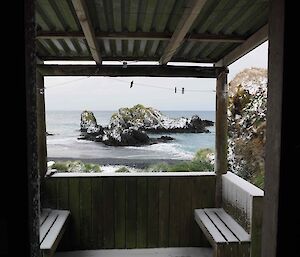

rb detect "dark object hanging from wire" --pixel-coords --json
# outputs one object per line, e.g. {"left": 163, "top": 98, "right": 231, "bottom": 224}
{"left": 182, "top": 87, "right": 185, "bottom": 94}
{"left": 175, "top": 87, "right": 177, "bottom": 93}
{"left": 130, "top": 80, "right": 134, "bottom": 88}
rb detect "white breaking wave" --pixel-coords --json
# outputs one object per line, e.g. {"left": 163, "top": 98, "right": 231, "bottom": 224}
{"left": 126, "top": 142, "right": 194, "bottom": 160}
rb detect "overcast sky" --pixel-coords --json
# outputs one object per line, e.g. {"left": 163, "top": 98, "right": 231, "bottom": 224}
{"left": 45, "top": 41, "right": 268, "bottom": 111}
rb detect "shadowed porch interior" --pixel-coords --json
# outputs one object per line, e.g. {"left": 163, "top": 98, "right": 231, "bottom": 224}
{"left": 35, "top": 1, "right": 269, "bottom": 257}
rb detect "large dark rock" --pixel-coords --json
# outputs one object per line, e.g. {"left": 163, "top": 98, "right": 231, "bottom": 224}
{"left": 79, "top": 110, "right": 104, "bottom": 141}
{"left": 102, "top": 128, "right": 150, "bottom": 146}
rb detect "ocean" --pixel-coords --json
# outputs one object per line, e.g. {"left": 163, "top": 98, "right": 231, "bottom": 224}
{"left": 46, "top": 110, "right": 215, "bottom": 160}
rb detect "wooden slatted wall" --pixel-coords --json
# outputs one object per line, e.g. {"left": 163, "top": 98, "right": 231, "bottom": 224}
{"left": 44, "top": 175, "right": 215, "bottom": 250}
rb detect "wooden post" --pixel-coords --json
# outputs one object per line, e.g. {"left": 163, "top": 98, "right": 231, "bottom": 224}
{"left": 36, "top": 71, "right": 47, "bottom": 205}
{"left": 261, "top": 0, "right": 298, "bottom": 256}
{"left": 214, "top": 69, "right": 228, "bottom": 207}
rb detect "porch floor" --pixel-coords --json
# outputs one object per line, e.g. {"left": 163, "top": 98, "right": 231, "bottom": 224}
{"left": 54, "top": 247, "right": 213, "bottom": 257}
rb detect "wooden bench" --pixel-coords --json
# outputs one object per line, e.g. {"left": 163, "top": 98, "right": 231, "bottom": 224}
{"left": 194, "top": 172, "right": 264, "bottom": 257}
{"left": 40, "top": 209, "right": 70, "bottom": 257}
{"left": 195, "top": 208, "right": 250, "bottom": 257}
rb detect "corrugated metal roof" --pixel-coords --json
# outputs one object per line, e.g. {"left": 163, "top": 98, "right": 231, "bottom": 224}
{"left": 36, "top": 0, "right": 269, "bottom": 63}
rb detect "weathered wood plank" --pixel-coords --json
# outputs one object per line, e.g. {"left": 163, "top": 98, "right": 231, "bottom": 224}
{"left": 223, "top": 172, "right": 264, "bottom": 197}
{"left": 40, "top": 211, "right": 58, "bottom": 243}
{"left": 159, "top": 0, "right": 208, "bottom": 64}
{"left": 79, "top": 178, "right": 92, "bottom": 249}
{"left": 169, "top": 178, "right": 181, "bottom": 246}
{"left": 158, "top": 178, "right": 170, "bottom": 247}
{"left": 40, "top": 209, "right": 51, "bottom": 226}
{"left": 204, "top": 209, "right": 239, "bottom": 242}
{"left": 126, "top": 178, "right": 137, "bottom": 248}
{"left": 215, "top": 69, "right": 228, "bottom": 207}
{"left": 191, "top": 177, "right": 208, "bottom": 246}
{"left": 57, "top": 179, "right": 69, "bottom": 210}
{"left": 179, "top": 178, "right": 193, "bottom": 246}
{"left": 194, "top": 209, "right": 227, "bottom": 244}
{"left": 68, "top": 178, "right": 80, "bottom": 249}
{"left": 114, "top": 178, "right": 126, "bottom": 248}
{"left": 147, "top": 177, "right": 159, "bottom": 247}
{"left": 136, "top": 178, "right": 148, "bottom": 248}
{"left": 36, "top": 72, "right": 47, "bottom": 188}
{"left": 91, "top": 178, "right": 103, "bottom": 249}
{"left": 251, "top": 196, "right": 263, "bottom": 257}
{"left": 213, "top": 208, "right": 250, "bottom": 242}
{"left": 71, "top": 0, "right": 102, "bottom": 64}
{"left": 40, "top": 210, "right": 70, "bottom": 249}
{"left": 216, "top": 25, "right": 268, "bottom": 67}
{"left": 37, "top": 64, "right": 225, "bottom": 78}
{"left": 37, "top": 31, "right": 246, "bottom": 43}
{"left": 56, "top": 178, "right": 70, "bottom": 251}
{"left": 102, "top": 178, "right": 115, "bottom": 248}
{"left": 222, "top": 172, "right": 264, "bottom": 234}
{"left": 44, "top": 178, "right": 57, "bottom": 209}
{"left": 191, "top": 176, "right": 216, "bottom": 247}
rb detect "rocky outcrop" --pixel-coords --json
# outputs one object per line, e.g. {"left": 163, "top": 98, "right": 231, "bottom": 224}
{"left": 102, "top": 127, "right": 150, "bottom": 146}
{"left": 228, "top": 68, "right": 267, "bottom": 188}
{"left": 79, "top": 105, "right": 213, "bottom": 147}
{"left": 79, "top": 110, "right": 104, "bottom": 141}
{"left": 80, "top": 111, "right": 98, "bottom": 132}
{"left": 109, "top": 104, "right": 213, "bottom": 133}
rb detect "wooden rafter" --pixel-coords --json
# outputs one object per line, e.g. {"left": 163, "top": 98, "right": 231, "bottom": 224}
{"left": 36, "top": 31, "right": 246, "bottom": 43}
{"left": 71, "top": 0, "right": 102, "bottom": 65}
{"left": 215, "top": 24, "right": 268, "bottom": 66}
{"left": 159, "top": 0, "right": 208, "bottom": 65}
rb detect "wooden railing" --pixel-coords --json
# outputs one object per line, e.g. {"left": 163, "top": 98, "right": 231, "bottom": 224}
{"left": 43, "top": 173, "right": 216, "bottom": 250}
{"left": 222, "top": 172, "right": 264, "bottom": 257}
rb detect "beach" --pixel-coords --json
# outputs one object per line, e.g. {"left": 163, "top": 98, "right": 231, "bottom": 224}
{"left": 48, "top": 157, "right": 185, "bottom": 169}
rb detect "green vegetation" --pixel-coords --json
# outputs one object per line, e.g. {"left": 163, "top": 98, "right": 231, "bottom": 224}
{"left": 147, "top": 149, "right": 214, "bottom": 172}
{"left": 52, "top": 162, "right": 68, "bottom": 172}
{"left": 194, "top": 148, "right": 214, "bottom": 162}
{"left": 52, "top": 160, "right": 102, "bottom": 173}
{"left": 82, "top": 110, "right": 97, "bottom": 122}
{"left": 49, "top": 148, "right": 214, "bottom": 174}
{"left": 228, "top": 68, "right": 267, "bottom": 189}
{"left": 115, "top": 166, "right": 130, "bottom": 173}
{"left": 112, "top": 104, "right": 159, "bottom": 124}
{"left": 84, "top": 163, "right": 101, "bottom": 172}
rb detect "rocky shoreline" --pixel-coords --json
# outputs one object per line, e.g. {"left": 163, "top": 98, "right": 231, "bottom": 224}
{"left": 79, "top": 105, "right": 214, "bottom": 147}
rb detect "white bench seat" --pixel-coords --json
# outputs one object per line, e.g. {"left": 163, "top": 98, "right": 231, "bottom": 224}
{"left": 40, "top": 209, "right": 70, "bottom": 257}
{"left": 195, "top": 208, "right": 250, "bottom": 257}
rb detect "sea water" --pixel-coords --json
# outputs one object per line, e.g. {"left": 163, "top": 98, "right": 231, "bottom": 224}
{"left": 46, "top": 110, "right": 215, "bottom": 160}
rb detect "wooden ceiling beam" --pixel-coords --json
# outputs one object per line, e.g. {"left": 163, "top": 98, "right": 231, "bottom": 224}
{"left": 215, "top": 24, "right": 268, "bottom": 67}
{"left": 37, "top": 64, "right": 226, "bottom": 78}
{"left": 71, "top": 0, "right": 102, "bottom": 65}
{"left": 37, "top": 55, "right": 214, "bottom": 63}
{"left": 159, "top": 0, "right": 208, "bottom": 65}
{"left": 37, "top": 31, "right": 245, "bottom": 43}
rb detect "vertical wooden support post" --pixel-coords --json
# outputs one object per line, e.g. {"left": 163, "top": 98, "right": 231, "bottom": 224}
{"left": 36, "top": 71, "right": 47, "bottom": 205}
{"left": 262, "top": 0, "right": 294, "bottom": 256}
{"left": 215, "top": 69, "right": 228, "bottom": 207}
{"left": 24, "top": 0, "right": 40, "bottom": 256}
